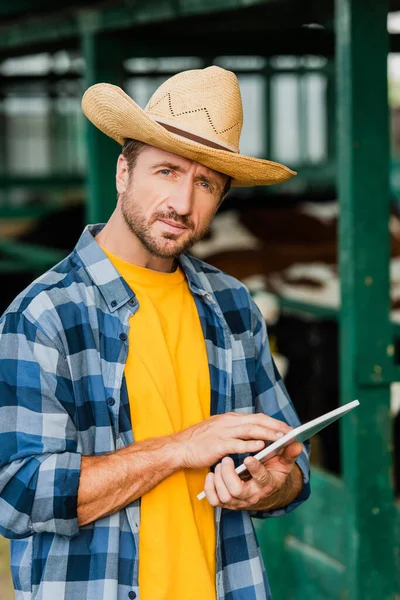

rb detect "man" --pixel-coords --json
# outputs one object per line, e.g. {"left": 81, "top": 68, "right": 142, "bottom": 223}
{"left": 0, "top": 66, "right": 310, "bottom": 600}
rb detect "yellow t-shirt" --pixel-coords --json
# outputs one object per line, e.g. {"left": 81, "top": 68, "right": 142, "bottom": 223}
{"left": 100, "top": 246, "right": 216, "bottom": 600}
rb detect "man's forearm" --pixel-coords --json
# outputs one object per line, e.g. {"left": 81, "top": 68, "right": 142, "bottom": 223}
{"left": 77, "top": 435, "right": 182, "bottom": 526}
{"left": 250, "top": 464, "right": 303, "bottom": 512}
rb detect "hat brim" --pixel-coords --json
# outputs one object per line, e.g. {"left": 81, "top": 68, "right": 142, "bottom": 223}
{"left": 81, "top": 83, "right": 296, "bottom": 187}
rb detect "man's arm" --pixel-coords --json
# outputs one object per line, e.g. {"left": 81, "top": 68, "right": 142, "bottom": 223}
{"left": 78, "top": 411, "right": 292, "bottom": 525}
{"left": 0, "top": 314, "right": 82, "bottom": 539}
{"left": 78, "top": 435, "right": 181, "bottom": 526}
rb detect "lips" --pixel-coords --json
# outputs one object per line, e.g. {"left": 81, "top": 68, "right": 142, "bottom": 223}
{"left": 157, "top": 219, "right": 188, "bottom": 232}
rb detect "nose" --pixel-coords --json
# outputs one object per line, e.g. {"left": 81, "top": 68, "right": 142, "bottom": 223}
{"left": 166, "top": 177, "right": 194, "bottom": 216}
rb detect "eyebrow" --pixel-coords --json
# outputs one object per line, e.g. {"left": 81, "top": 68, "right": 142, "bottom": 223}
{"left": 151, "top": 161, "right": 186, "bottom": 172}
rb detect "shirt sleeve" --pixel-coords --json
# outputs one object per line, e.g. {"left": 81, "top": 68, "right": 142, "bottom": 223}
{"left": 248, "top": 299, "right": 311, "bottom": 519}
{"left": 0, "top": 310, "right": 81, "bottom": 540}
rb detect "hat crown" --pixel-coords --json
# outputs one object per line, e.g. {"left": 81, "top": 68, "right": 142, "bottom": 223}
{"left": 145, "top": 66, "right": 243, "bottom": 153}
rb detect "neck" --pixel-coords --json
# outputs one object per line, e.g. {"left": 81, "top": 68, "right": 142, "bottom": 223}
{"left": 95, "top": 209, "right": 176, "bottom": 273}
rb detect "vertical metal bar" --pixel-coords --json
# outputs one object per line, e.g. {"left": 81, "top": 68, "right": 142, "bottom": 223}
{"left": 326, "top": 61, "right": 336, "bottom": 164}
{"left": 0, "top": 91, "right": 7, "bottom": 177}
{"left": 81, "top": 31, "right": 125, "bottom": 224}
{"left": 47, "top": 84, "right": 59, "bottom": 176}
{"left": 336, "top": 1, "right": 396, "bottom": 599}
{"left": 298, "top": 71, "right": 308, "bottom": 165}
{"left": 0, "top": 90, "right": 6, "bottom": 213}
{"left": 203, "top": 56, "right": 215, "bottom": 68}
{"left": 263, "top": 61, "right": 271, "bottom": 159}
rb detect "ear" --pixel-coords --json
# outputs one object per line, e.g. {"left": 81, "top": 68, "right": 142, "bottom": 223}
{"left": 116, "top": 154, "right": 130, "bottom": 194}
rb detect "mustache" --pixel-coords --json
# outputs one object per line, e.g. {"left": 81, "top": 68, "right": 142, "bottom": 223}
{"left": 152, "top": 210, "right": 194, "bottom": 230}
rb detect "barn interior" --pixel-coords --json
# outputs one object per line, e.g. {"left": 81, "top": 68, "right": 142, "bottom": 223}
{"left": 0, "top": 0, "right": 399, "bottom": 599}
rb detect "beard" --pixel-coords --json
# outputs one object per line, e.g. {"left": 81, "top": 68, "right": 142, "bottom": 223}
{"left": 120, "top": 190, "right": 213, "bottom": 259}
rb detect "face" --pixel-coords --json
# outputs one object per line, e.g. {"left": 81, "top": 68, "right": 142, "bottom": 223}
{"left": 116, "top": 146, "right": 228, "bottom": 259}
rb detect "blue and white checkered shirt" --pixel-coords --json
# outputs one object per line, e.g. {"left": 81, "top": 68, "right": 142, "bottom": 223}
{"left": 0, "top": 223, "right": 310, "bottom": 600}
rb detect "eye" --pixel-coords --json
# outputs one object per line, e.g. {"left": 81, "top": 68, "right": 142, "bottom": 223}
{"left": 199, "top": 181, "right": 212, "bottom": 191}
{"left": 159, "top": 169, "right": 172, "bottom": 176}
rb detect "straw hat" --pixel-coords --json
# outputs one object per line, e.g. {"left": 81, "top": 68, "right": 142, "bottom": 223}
{"left": 81, "top": 66, "right": 296, "bottom": 187}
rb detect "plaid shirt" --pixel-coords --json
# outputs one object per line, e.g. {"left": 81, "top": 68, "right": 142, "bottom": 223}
{"left": 0, "top": 223, "right": 310, "bottom": 600}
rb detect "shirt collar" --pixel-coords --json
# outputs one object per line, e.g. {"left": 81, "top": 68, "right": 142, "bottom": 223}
{"left": 74, "top": 224, "right": 212, "bottom": 312}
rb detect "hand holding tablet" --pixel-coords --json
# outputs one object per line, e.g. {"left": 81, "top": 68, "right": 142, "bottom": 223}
{"left": 197, "top": 399, "right": 360, "bottom": 500}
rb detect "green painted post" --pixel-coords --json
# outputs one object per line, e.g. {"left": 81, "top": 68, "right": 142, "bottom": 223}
{"left": 263, "top": 61, "right": 272, "bottom": 159}
{"left": 81, "top": 27, "right": 125, "bottom": 223}
{"left": 336, "top": 1, "right": 396, "bottom": 599}
{"left": 47, "top": 88, "right": 61, "bottom": 175}
{"left": 0, "top": 92, "right": 6, "bottom": 177}
{"left": 326, "top": 62, "right": 336, "bottom": 164}
{"left": 298, "top": 74, "right": 308, "bottom": 165}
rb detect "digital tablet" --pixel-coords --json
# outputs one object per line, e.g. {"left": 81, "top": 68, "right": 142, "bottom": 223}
{"left": 197, "top": 399, "right": 360, "bottom": 500}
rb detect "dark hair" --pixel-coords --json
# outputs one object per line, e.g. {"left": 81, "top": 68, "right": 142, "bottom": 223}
{"left": 121, "top": 138, "right": 231, "bottom": 200}
{"left": 221, "top": 177, "right": 232, "bottom": 200}
{"left": 121, "top": 139, "right": 146, "bottom": 172}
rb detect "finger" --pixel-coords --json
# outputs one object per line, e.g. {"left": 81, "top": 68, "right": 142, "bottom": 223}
{"left": 204, "top": 472, "right": 221, "bottom": 507}
{"left": 258, "top": 447, "right": 285, "bottom": 467}
{"left": 231, "top": 423, "right": 287, "bottom": 442}
{"left": 227, "top": 413, "right": 292, "bottom": 434}
{"left": 227, "top": 439, "right": 266, "bottom": 456}
{"left": 219, "top": 457, "right": 247, "bottom": 499}
{"left": 280, "top": 442, "right": 304, "bottom": 464}
{"left": 214, "top": 463, "right": 234, "bottom": 505}
{"left": 243, "top": 456, "right": 275, "bottom": 492}
{"left": 259, "top": 442, "right": 303, "bottom": 471}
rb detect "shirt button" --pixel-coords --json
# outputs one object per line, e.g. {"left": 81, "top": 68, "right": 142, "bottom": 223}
{"left": 107, "top": 397, "right": 115, "bottom": 406}
{"left": 111, "top": 300, "right": 117, "bottom": 307}
{"left": 119, "top": 333, "right": 127, "bottom": 341}
{"left": 128, "top": 298, "right": 135, "bottom": 306}
{"left": 128, "top": 592, "right": 136, "bottom": 599}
